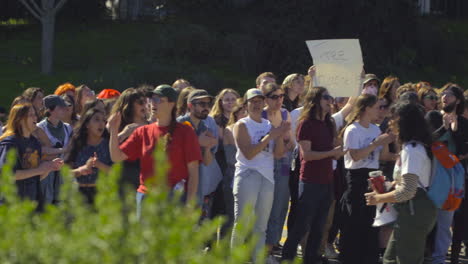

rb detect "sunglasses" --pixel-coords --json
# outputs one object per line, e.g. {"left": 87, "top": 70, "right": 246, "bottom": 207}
{"left": 322, "top": 94, "right": 334, "bottom": 101}
{"left": 424, "top": 95, "right": 438, "bottom": 101}
{"left": 267, "top": 94, "right": 285, "bottom": 100}
{"left": 442, "top": 92, "right": 455, "bottom": 97}
{"left": 193, "top": 101, "right": 213, "bottom": 108}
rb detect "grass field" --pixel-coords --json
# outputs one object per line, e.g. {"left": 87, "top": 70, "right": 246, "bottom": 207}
{"left": 0, "top": 19, "right": 252, "bottom": 108}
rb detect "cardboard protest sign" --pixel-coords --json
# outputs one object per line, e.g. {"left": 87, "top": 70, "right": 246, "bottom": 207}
{"left": 306, "top": 39, "right": 363, "bottom": 97}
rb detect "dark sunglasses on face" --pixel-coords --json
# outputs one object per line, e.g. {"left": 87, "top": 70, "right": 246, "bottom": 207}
{"left": 151, "top": 96, "right": 161, "bottom": 103}
{"left": 424, "top": 95, "right": 438, "bottom": 101}
{"left": 267, "top": 94, "right": 284, "bottom": 100}
{"left": 322, "top": 94, "right": 334, "bottom": 101}
{"left": 193, "top": 101, "right": 213, "bottom": 108}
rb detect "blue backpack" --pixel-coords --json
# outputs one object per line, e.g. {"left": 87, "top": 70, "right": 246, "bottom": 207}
{"left": 423, "top": 142, "right": 465, "bottom": 211}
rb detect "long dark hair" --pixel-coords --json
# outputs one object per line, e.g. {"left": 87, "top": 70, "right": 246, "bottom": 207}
{"left": 66, "top": 108, "right": 108, "bottom": 164}
{"left": 162, "top": 99, "right": 178, "bottom": 149}
{"left": 62, "top": 94, "right": 79, "bottom": 124}
{"left": 297, "top": 86, "right": 334, "bottom": 137}
{"left": 111, "top": 88, "right": 145, "bottom": 132}
{"left": 392, "top": 102, "right": 432, "bottom": 157}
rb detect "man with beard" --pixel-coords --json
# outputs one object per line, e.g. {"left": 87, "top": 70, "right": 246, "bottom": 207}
{"left": 430, "top": 83, "right": 468, "bottom": 264}
{"left": 178, "top": 89, "right": 220, "bottom": 218}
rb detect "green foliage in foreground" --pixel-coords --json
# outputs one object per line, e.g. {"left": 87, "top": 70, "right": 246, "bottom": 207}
{"left": 0, "top": 142, "right": 277, "bottom": 263}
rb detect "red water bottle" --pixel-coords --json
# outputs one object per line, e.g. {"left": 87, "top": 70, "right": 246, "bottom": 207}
{"left": 369, "top": 170, "right": 386, "bottom": 194}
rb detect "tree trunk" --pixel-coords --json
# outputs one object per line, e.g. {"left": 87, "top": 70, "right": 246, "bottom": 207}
{"left": 41, "top": 14, "right": 55, "bottom": 75}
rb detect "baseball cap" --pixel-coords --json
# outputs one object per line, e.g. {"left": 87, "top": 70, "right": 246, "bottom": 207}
{"left": 152, "top": 84, "right": 178, "bottom": 102}
{"left": 43, "top": 95, "right": 71, "bottom": 109}
{"left": 245, "top": 88, "right": 265, "bottom": 100}
{"left": 187, "top": 89, "right": 213, "bottom": 103}
{"left": 363, "top": 74, "right": 380, "bottom": 85}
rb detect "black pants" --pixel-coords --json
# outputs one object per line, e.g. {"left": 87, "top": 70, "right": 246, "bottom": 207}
{"left": 287, "top": 154, "right": 300, "bottom": 234}
{"left": 339, "top": 168, "right": 379, "bottom": 264}
{"left": 282, "top": 181, "right": 332, "bottom": 264}
{"left": 79, "top": 186, "right": 97, "bottom": 205}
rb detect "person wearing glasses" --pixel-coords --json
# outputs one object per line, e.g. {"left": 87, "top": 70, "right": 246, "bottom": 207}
{"left": 282, "top": 87, "right": 346, "bottom": 264}
{"left": 261, "top": 83, "right": 294, "bottom": 257}
{"left": 178, "top": 89, "right": 220, "bottom": 219}
{"left": 109, "top": 88, "right": 149, "bottom": 191}
{"left": 430, "top": 83, "right": 468, "bottom": 264}
{"left": 417, "top": 86, "right": 439, "bottom": 113}
{"left": 230, "top": 88, "right": 289, "bottom": 262}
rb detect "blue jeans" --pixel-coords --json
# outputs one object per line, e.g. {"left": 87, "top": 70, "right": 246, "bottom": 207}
{"left": 432, "top": 209, "right": 455, "bottom": 264}
{"left": 136, "top": 189, "right": 187, "bottom": 220}
{"left": 281, "top": 181, "right": 332, "bottom": 263}
{"left": 231, "top": 168, "right": 274, "bottom": 259}
{"left": 266, "top": 157, "right": 290, "bottom": 245}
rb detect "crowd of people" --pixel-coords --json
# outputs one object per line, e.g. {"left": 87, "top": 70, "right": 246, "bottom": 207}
{"left": 1, "top": 67, "right": 468, "bottom": 264}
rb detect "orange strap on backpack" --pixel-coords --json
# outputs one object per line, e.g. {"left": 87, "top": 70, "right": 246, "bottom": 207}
{"left": 431, "top": 141, "right": 460, "bottom": 169}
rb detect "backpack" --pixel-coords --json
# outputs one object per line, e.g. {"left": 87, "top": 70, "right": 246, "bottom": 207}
{"left": 423, "top": 141, "right": 465, "bottom": 211}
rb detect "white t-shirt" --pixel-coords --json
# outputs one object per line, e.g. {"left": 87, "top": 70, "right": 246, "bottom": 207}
{"left": 235, "top": 116, "right": 275, "bottom": 183}
{"left": 290, "top": 107, "right": 302, "bottom": 142}
{"left": 332, "top": 111, "right": 344, "bottom": 132}
{"left": 344, "top": 122, "right": 382, "bottom": 169}
{"left": 393, "top": 142, "right": 431, "bottom": 188}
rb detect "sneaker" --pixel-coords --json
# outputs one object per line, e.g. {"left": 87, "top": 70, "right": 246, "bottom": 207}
{"left": 324, "top": 243, "right": 339, "bottom": 259}
{"left": 266, "top": 255, "right": 279, "bottom": 264}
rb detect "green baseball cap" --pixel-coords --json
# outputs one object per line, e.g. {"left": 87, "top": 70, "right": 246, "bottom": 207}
{"left": 152, "top": 84, "right": 178, "bottom": 102}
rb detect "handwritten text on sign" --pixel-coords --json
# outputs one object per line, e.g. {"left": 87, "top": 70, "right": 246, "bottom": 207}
{"left": 306, "top": 39, "right": 363, "bottom": 97}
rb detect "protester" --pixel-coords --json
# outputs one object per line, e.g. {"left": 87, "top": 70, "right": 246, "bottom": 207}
{"left": 176, "top": 86, "right": 195, "bottom": 117}
{"left": 54, "top": 82, "right": 76, "bottom": 97}
{"left": 96, "top": 89, "right": 121, "bottom": 100}
{"left": 0, "top": 103, "right": 63, "bottom": 207}
{"left": 210, "top": 88, "right": 240, "bottom": 129}
{"left": 66, "top": 108, "right": 112, "bottom": 205}
{"left": 282, "top": 87, "right": 346, "bottom": 264}
{"left": 22, "top": 87, "right": 45, "bottom": 120}
{"left": 431, "top": 83, "right": 468, "bottom": 264}
{"left": 36, "top": 95, "right": 73, "bottom": 204}
{"left": 262, "top": 83, "right": 294, "bottom": 255}
{"left": 110, "top": 88, "right": 148, "bottom": 190}
{"left": 365, "top": 102, "right": 436, "bottom": 264}
{"left": 108, "top": 85, "right": 201, "bottom": 218}
{"left": 75, "top": 85, "right": 96, "bottom": 115}
{"left": 210, "top": 88, "right": 241, "bottom": 231}
{"left": 230, "top": 88, "right": 289, "bottom": 262}
{"left": 418, "top": 86, "right": 439, "bottom": 113}
{"left": 339, "top": 94, "right": 394, "bottom": 264}
{"left": 256, "top": 72, "right": 277, "bottom": 94}
{"left": 281, "top": 73, "right": 305, "bottom": 111}
{"left": 60, "top": 94, "right": 79, "bottom": 128}
{"left": 362, "top": 74, "right": 380, "bottom": 96}
{"left": 178, "top": 89, "right": 220, "bottom": 218}
{"left": 378, "top": 76, "right": 400, "bottom": 107}
{"left": 81, "top": 99, "right": 106, "bottom": 117}
{"left": 172, "top": 78, "right": 191, "bottom": 93}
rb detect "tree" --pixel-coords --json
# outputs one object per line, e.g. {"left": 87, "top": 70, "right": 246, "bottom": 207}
{"left": 18, "top": 0, "right": 68, "bottom": 75}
